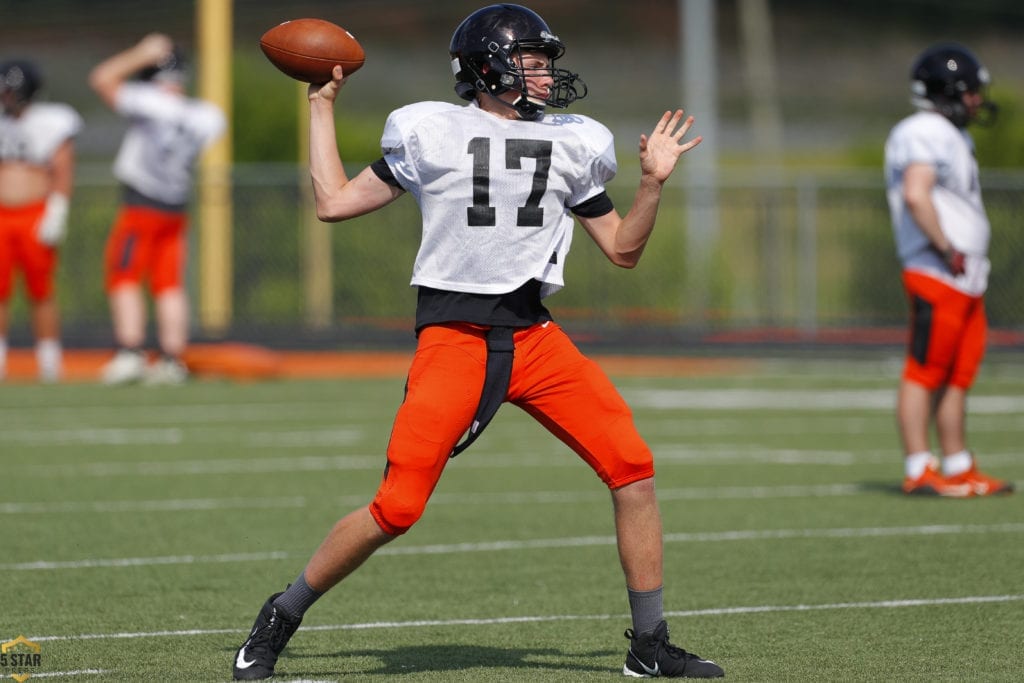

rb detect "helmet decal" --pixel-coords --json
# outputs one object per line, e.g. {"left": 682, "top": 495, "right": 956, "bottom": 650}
{"left": 0, "top": 59, "right": 42, "bottom": 106}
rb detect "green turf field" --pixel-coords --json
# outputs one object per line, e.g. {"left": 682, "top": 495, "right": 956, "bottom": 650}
{"left": 2, "top": 355, "right": 1022, "bottom": 681}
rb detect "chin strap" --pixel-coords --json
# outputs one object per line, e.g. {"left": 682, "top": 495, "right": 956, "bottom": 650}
{"left": 471, "top": 88, "right": 545, "bottom": 121}
{"left": 511, "top": 95, "right": 545, "bottom": 121}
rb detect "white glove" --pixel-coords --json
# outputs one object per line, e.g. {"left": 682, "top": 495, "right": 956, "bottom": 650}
{"left": 37, "top": 193, "right": 69, "bottom": 246}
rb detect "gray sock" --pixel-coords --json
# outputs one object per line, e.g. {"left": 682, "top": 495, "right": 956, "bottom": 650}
{"left": 271, "top": 571, "right": 323, "bottom": 619}
{"left": 628, "top": 586, "right": 664, "bottom": 635}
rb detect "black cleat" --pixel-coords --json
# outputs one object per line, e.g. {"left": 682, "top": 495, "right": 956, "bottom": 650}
{"left": 233, "top": 592, "right": 302, "bottom": 680}
{"left": 623, "top": 620, "right": 724, "bottom": 678}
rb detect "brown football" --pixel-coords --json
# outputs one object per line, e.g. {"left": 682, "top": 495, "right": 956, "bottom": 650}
{"left": 259, "top": 18, "right": 365, "bottom": 83}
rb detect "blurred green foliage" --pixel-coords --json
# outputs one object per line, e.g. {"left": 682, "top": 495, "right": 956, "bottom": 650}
{"left": 232, "top": 50, "right": 383, "bottom": 163}
{"left": 232, "top": 51, "right": 299, "bottom": 162}
{"left": 973, "top": 89, "right": 1024, "bottom": 168}
{"left": 836, "top": 87, "right": 1024, "bottom": 170}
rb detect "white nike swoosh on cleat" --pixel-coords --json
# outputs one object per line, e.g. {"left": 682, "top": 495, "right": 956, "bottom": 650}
{"left": 631, "top": 652, "right": 660, "bottom": 676}
{"left": 235, "top": 648, "right": 257, "bottom": 670}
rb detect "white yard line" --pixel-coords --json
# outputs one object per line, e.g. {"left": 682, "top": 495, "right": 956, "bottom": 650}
{"left": 623, "top": 388, "right": 1024, "bottom": 414}
{"left": 0, "top": 496, "right": 308, "bottom": 514}
{"left": 0, "top": 402, "right": 340, "bottom": 424}
{"left": 0, "top": 484, "right": 870, "bottom": 515}
{"left": 26, "top": 670, "right": 109, "bottom": 678}
{"left": 19, "top": 594, "right": 1024, "bottom": 644}
{"left": 10, "top": 479, "right": 1024, "bottom": 515}
{"left": 0, "top": 427, "right": 363, "bottom": 447}
{"left": 4, "top": 522, "right": 1023, "bottom": 571}
{"left": 18, "top": 454, "right": 388, "bottom": 477}
{"left": 15, "top": 447, "right": 1021, "bottom": 478}
{"left": 3, "top": 389, "right": 1024, "bottom": 431}
{"left": 3, "top": 551, "right": 290, "bottom": 571}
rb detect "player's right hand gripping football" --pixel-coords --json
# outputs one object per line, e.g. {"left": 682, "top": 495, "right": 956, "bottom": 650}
{"left": 308, "top": 65, "right": 348, "bottom": 104}
{"left": 639, "top": 110, "right": 702, "bottom": 184}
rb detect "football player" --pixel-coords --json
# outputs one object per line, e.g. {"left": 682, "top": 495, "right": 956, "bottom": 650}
{"left": 884, "top": 43, "right": 1013, "bottom": 497}
{"left": 89, "top": 34, "right": 225, "bottom": 385}
{"left": 233, "top": 3, "right": 722, "bottom": 680}
{"left": 0, "top": 59, "right": 82, "bottom": 382}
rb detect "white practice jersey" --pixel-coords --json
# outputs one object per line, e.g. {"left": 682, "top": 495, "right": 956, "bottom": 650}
{"left": 112, "top": 82, "right": 226, "bottom": 207}
{"left": 0, "top": 102, "right": 82, "bottom": 166}
{"left": 381, "top": 101, "right": 616, "bottom": 298}
{"left": 884, "top": 110, "right": 990, "bottom": 295}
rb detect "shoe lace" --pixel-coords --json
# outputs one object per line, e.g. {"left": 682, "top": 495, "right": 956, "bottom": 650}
{"left": 247, "top": 611, "right": 293, "bottom": 656}
{"left": 624, "top": 627, "right": 699, "bottom": 664}
{"left": 658, "top": 636, "right": 697, "bottom": 662}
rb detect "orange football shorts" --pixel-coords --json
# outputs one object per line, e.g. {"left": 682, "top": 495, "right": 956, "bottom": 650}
{"left": 0, "top": 201, "right": 57, "bottom": 303}
{"left": 104, "top": 205, "right": 187, "bottom": 295}
{"left": 370, "top": 320, "right": 654, "bottom": 535}
{"left": 901, "top": 269, "right": 986, "bottom": 391}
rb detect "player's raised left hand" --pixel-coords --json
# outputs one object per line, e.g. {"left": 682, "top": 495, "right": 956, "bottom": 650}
{"left": 639, "top": 110, "right": 702, "bottom": 184}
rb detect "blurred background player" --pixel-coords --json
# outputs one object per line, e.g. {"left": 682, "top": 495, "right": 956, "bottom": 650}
{"left": 89, "top": 33, "right": 225, "bottom": 385}
{"left": 0, "top": 59, "right": 82, "bottom": 383}
{"left": 884, "top": 43, "right": 1013, "bottom": 497}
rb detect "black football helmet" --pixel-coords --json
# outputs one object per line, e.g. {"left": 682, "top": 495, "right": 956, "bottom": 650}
{"left": 449, "top": 3, "right": 587, "bottom": 121}
{"left": 910, "top": 42, "right": 996, "bottom": 127}
{"left": 0, "top": 59, "right": 42, "bottom": 108}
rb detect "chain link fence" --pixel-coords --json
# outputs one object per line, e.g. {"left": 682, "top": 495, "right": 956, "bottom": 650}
{"left": 8, "top": 163, "right": 1022, "bottom": 352}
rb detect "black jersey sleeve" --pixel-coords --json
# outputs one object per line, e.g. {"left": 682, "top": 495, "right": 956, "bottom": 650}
{"left": 370, "top": 157, "right": 402, "bottom": 188}
{"left": 570, "top": 191, "right": 614, "bottom": 218}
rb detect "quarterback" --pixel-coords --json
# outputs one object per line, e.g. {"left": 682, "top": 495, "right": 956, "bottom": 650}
{"left": 232, "top": 4, "right": 722, "bottom": 680}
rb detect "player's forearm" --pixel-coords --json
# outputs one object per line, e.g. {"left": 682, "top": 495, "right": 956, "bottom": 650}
{"left": 308, "top": 99, "right": 350, "bottom": 221}
{"left": 906, "top": 195, "right": 952, "bottom": 253}
{"left": 88, "top": 57, "right": 132, "bottom": 106}
{"left": 50, "top": 141, "right": 75, "bottom": 198}
{"left": 901, "top": 163, "right": 952, "bottom": 252}
{"left": 614, "top": 175, "right": 665, "bottom": 267}
{"left": 90, "top": 34, "right": 171, "bottom": 106}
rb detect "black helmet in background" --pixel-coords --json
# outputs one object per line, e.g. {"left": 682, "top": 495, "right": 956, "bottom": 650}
{"left": 910, "top": 43, "right": 996, "bottom": 128}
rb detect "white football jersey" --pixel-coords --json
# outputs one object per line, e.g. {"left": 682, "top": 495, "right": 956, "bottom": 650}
{"left": 884, "top": 110, "right": 990, "bottom": 294}
{"left": 112, "top": 82, "right": 226, "bottom": 207}
{"left": 0, "top": 102, "right": 82, "bottom": 166}
{"left": 381, "top": 101, "right": 616, "bottom": 298}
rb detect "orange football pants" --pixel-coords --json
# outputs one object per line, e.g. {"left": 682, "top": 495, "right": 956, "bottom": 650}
{"left": 104, "top": 205, "right": 187, "bottom": 295}
{"left": 902, "top": 270, "right": 986, "bottom": 391}
{"left": 0, "top": 201, "right": 57, "bottom": 303}
{"left": 370, "top": 320, "right": 655, "bottom": 535}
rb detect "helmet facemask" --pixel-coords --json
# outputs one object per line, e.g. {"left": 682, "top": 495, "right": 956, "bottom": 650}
{"left": 912, "top": 80, "right": 997, "bottom": 129}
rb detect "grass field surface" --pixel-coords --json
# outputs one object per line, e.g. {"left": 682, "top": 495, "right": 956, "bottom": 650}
{"left": 2, "top": 355, "right": 1022, "bottom": 681}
